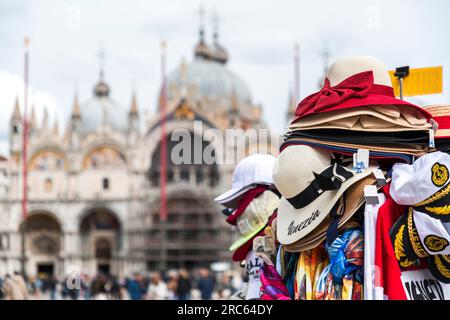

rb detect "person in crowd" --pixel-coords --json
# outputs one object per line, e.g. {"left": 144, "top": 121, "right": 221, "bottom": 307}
{"left": 126, "top": 272, "right": 146, "bottom": 300}
{"left": 47, "top": 275, "right": 57, "bottom": 300}
{"left": 147, "top": 272, "right": 168, "bottom": 300}
{"left": 176, "top": 268, "right": 192, "bottom": 300}
{"left": 166, "top": 273, "right": 178, "bottom": 300}
{"left": 0, "top": 276, "right": 4, "bottom": 300}
{"left": 109, "top": 276, "right": 122, "bottom": 300}
{"left": 215, "top": 272, "right": 233, "bottom": 299}
{"left": 197, "top": 268, "right": 215, "bottom": 300}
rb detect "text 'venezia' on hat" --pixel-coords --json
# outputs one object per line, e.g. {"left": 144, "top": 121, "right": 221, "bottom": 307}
{"left": 273, "top": 145, "right": 375, "bottom": 245}
{"left": 215, "top": 154, "right": 276, "bottom": 209}
{"left": 293, "top": 56, "right": 431, "bottom": 121}
{"left": 390, "top": 151, "right": 450, "bottom": 222}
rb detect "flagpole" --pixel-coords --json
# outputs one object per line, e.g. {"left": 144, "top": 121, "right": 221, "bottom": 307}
{"left": 159, "top": 40, "right": 168, "bottom": 271}
{"left": 21, "top": 36, "right": 30, "bottom": 275}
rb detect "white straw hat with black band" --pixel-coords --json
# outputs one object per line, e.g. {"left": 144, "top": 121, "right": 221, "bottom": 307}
{"left": 273, "top": 145, "right": 375, "bottom": 245}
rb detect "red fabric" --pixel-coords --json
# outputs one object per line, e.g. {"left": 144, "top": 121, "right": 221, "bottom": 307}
{"left": 226, "top": 185, "right": 268, "bottom": 226}
{"left": 232, "top": 210, "right": 278, "bottom": 262}
{"left": 374, "top": 183, "right": 407, "bottom": 300}
{"left": 433, "top": 116, "right": 450, "bottom": 129}
{"left": 433, "top": 115, "right": 450, "bottom": 139}
{"left": 293, "top": 71, "right": 431, "bottom": 122}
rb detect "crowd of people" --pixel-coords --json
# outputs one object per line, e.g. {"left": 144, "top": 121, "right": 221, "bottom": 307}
{"left": 0, "top": 268, "right": 241, "bottom": 300}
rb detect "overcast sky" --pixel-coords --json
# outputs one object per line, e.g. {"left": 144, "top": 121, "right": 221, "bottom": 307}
{"left": 1, "top": 0, "right": 450, "bottom": 155}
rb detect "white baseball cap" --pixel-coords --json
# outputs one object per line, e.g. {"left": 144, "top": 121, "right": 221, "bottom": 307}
{"left": 215, "top": 154, "right": 276, "bottom": 208}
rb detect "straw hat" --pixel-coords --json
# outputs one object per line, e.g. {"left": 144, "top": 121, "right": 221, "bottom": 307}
{"left": 273, "top": 145, "right": 375, "bottom": 244}
{"left": 293, "top": 56, "right": 431, "bottom": 122}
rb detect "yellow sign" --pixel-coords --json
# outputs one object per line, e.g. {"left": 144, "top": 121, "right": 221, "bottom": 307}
{"left": 389, "top": 66, "right": 443, "bottom": 97}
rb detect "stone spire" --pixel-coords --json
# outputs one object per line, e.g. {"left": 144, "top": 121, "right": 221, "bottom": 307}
{"left": 129, "top": 91, "right": 139, "bottom": 118}
{"left": 42, "top": 106, "right": 49, "bottom": 129}
{"left": 71, "top": 92, "right": 81, "bottom": 119}
{"left": 11, "top": 95, "right": 21, "bottom": 121}
{"left": 194, "top": 4, "right": 213, "bottom": 60}
{"left": 52, "top": 119, "right": 59, "bottom": 137}
{"left": 30, "top": 104, "right": 37, "bottom": 129}
{"left": 210, "top": 7, "right": 228, "bottom": 64}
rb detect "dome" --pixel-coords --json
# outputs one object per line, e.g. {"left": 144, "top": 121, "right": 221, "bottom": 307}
{"left": 167, "top": 58, "right": 252, "bottom": 105}
{"left": 78, "top": 81, "right": 128, "bottom": 134}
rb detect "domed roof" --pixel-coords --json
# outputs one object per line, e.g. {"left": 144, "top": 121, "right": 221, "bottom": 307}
{"left": 167, "top": 58, "right": 252, "bottom": 105}
{"left": 78, "top": 80, "right": 128, "bottom": 134}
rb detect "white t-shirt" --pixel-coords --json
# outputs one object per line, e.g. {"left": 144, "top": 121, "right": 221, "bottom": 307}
{"left": 364, "top": 193, "right": 386, "bottom": 300}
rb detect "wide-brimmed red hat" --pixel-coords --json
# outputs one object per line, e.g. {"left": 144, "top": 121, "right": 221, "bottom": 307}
{"left": 424, "top": 105, "right": 450, "bottom": 139}
{"left": 293, "top": 56, "right": 431, "bottom": 122}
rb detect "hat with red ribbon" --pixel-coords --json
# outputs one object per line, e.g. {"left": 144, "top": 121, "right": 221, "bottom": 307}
{"left": 293, "top": 56, "right": 431, "bottom": 122}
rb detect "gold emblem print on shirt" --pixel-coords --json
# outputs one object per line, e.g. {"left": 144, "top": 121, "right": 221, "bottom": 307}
{"left": 424, "top": 235, "right": 449, "bottom": 253}
{"left": 432, "top": 163, "right": 449, "bottom": 187}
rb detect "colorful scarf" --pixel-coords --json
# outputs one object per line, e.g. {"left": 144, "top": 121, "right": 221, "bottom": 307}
{"left": 260, "top": 263, "right": 290, "bottom": 300}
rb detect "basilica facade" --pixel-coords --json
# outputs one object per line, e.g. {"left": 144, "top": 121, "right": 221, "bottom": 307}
{"left": 0, "top": 27, "right": 279, "bottom": 277}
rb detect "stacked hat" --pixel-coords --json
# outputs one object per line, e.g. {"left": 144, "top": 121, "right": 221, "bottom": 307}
{"left": 283, "top": 56, "right": 432, "bottom": 164}
{"left": 425, "top": 105, "right": 450, "bottom": 153}
{"left": 389, "top": 151, "right": 450, "bottom": 283}
{"left": 273, "top": 144, "right": 377, "bottom": 247}
{"left": 272, "top": 55, "right": 431, "bottom": 253}
{"left": 215, "top": 154, "right": 280, "bottom": 263}
{"left": 215, "top": 154, "right": 276, "bottom": 208}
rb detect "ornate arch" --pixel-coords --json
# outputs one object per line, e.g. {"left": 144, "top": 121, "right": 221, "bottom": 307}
{"left": 82, "top": 143, "right": 128, "bottom": 170}
{"left": 29, "top": 147, "right": 68, "bottom": 171}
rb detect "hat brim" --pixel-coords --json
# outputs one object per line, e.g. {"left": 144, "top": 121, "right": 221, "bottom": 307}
{"left": 291, "top": 105, "right": 431, "bottom": 131}
{"left": 281, "top": 139, "right": 423, "bottom": 162}
{"left": 293, "top": 95, "right": 431, "bottom": 122}
{"left": 284, "top": 175, "right": 376, "bottom": 252}
{"left": 215, "top": 183, "right": 272, "bottom": 208}
{"left": 277, "top": 167, "right": 374, "bottom": 245}
{"left": 428, "top": 254, "right": 450, "bottom": 284}
{"left": 229, "top": 223, "right": 266, "bottom": 252}
{"left": 389, "top": 211, "right": 421, "bottom": 268}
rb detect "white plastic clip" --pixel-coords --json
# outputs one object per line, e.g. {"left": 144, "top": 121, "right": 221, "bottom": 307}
{"left": 373, "top": 169, "right": 387, "bottom": 188}
{"left": 364, "top": 185, "right": 379, "bottom": 205}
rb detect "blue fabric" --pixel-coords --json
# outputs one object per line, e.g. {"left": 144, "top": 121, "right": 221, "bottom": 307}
{"left": 326, "top": 229, "right": 361, "bottom": 284}
{"left": 197, "top": 277, "right": 215, "bottom": 300}
{"left": 126, "top": 279, "right": 143, "bottom": 300}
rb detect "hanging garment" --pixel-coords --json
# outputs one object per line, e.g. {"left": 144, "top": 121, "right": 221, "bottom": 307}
{"left": 364, "top": 193, "right": 387, "bottom": 300}
{"left": 374, "top": 184, "right": 408, "bottom": 300}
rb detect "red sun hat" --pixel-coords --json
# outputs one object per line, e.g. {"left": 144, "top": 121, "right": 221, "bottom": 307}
{"left": 292, "top": 56, "right": 431, "bottom": 123}
{"left": 293, "top": 70, "right": 431, "bottom": 122}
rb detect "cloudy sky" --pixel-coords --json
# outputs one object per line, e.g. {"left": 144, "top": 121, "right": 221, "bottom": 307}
{"left": 0, "top": 0, "right": 449, "bottom": 155}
